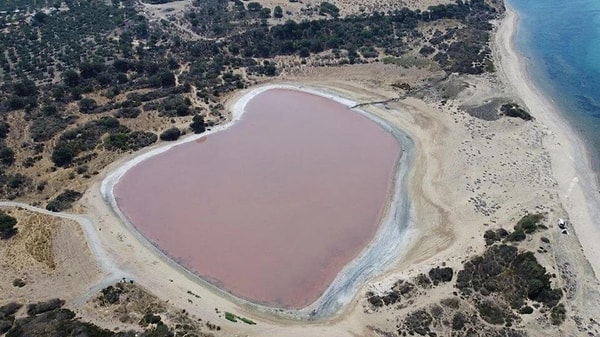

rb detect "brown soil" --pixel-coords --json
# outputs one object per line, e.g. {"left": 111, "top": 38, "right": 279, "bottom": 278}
{"left": 0, "top": 208, "right": 103, "bottom": 307}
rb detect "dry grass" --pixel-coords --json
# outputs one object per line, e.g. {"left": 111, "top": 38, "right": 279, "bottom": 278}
{"left": 4, "top": 210, "right": 59, "bottom": 270}
{"left": 0, "top": 208, "right": 102, "bottom": 306}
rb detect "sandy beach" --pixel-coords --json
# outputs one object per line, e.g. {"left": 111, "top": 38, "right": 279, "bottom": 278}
{"left": 495, "top": 6, "right": 600, "bottom": 278}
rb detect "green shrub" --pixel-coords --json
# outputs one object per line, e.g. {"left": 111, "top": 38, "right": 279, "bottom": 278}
{"left": 46, "top": 190, "right": 82, "bottom": 212}
{"left": 98, "top": 285, "right": 124, "bottom": 306}
{"left": 190, "top": 114, "right": 206, "bottom": 134}
{"left": 452, "top": 312, "right": 466, "bottom": 330}
{"left": 27, "top": 299, "right": 64, "bottom": 316}
{"left": 114, "top": 107, "right": 141, "bottom": 119}
{"left": 160, "top": 127, "right": 181, "bottom": 141}
{"left": 0, "top": 210, "right": 18, "bottom": 239}
{"left": 140, "top": 313, "right": 161, "bottom": 327}
{"left": 0, "top": 302, "right": 21, "bottom": 318}
{"left": 519, "top": 306, "right": 534, "bottom": 314}
{"left": 500, "top": 103, "right": 533, "bottom": 121}
{"left": 550, "top": 303, "right": 566, "bottom": 325}
{"left": 515, "top": 213, "right": 544, "bottom": 234}
{"left": 239, "top": 316, "right": 256, "bottom": 325}
{"left": 319, "top": 2, "right": 340, "bottom": 17}
{"left": 224, "top": 312, "right": 237, "bottom": 322}
{"left": 12, "top": 278, "right": 26, "bottom": 287}
{"left": 428, "top": 266, "right": 453, "bottom": 285}
{"left": 477, "top": 300, "right": 506, "bottom": 325}
{"left": 507, "top": 229, "right": 526, "bottom": 242}
{"left": 78, "top": 98, "right": 98, "bottom": 113}
{"left": 0, "top": 121, "right": 10, "bottom": 138}
{"left": 0, "top": 146, "right": 15, "bottom": 166}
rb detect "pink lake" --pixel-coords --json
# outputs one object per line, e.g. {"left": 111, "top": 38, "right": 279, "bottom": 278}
{"left": 114, "top": 88, "right": 401, "bottom": 308}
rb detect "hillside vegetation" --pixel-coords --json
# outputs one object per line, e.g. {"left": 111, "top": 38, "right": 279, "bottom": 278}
{"left": 0, "top": 0, "right": 501, "bottom": 206}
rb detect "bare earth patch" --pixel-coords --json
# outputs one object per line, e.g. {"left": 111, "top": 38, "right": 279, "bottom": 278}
{"left": 0, "top": 208, "right": 103, "bottom": 306}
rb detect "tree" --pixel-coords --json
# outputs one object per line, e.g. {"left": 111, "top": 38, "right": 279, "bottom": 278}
{"left": 79, "top": 98, "right": 97, "bottom": 113}
{"left": 247, "top": 2, "right": 262, "bottom": 12}
{"left": 190, "top": 114, "right": 206, "bottom": 134}
{"left": 51, "top": 145, "right": 74, "bottom": 167}
{"left": 160, "top": 127, "right": 181, "bottom": 141}
{"left": 0, "top": 121, "right": 10, "bottom": 138}
{"left": 13, "top": 79, "right": 38, "bottom": 97}
{"left": 260, "top": 8, "right": 271, "bottom": 18}
{"left": 46, "top": 190, "right": 82, "bottom": 212}
{"left": 0, "top": 147, "right": 15, "bottom": 166}
{"left": 0, "top": 210, "right": 17, "bottom": 239}
{"left": 62, "top": 69, "right": 81, "bottom": 88}
{"left": 273, "top": 6, "right": 283, "bottom": 19}
{"left": 33, "top": 12, "right": 49, "bottom": 24}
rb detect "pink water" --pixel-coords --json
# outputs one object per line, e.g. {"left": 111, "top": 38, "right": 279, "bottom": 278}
{"left": 114, "top": 89, "right": 401, "bottom": 308}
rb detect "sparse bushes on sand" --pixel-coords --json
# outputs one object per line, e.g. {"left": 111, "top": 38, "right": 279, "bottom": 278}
{"left": 0, "top": 210, "right": 18, "bottom": 239}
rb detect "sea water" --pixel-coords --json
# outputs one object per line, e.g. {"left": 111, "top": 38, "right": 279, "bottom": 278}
{"left": 508, "top": 0, "right": 600, "bottom": 174}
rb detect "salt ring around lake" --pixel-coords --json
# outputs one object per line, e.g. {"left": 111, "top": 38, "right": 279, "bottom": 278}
{"left": 101, "top": 84, "right": 417, "bottom": 319}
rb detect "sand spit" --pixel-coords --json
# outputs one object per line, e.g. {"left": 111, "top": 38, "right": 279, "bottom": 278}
{"left": 495, "top": 7, "right": 600, "bottom": 278}
{"left": 101, "top": 84, "right": 418, "bottom": 319}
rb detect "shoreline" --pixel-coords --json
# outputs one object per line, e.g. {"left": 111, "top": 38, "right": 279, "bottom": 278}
{"left": 100, "top": 84, "right": 418, "bottom": 319}
{"left": 495, "top": 5, "right": 600, "bottom": 277}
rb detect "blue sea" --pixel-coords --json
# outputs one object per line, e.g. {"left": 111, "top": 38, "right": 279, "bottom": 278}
{"left": 508, "top": 0, "right": 600, "bottom": 174}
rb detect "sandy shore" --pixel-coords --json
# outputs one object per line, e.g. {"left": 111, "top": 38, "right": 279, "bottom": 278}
{"left": 495, "top": 6, "right": 600, "bottom": 278}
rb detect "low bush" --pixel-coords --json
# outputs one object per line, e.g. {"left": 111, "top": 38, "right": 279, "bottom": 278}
{"left": 27, "top": 299, "right": 64, "bottom": 316}
{"left": 140, "top": 313, "right": 161, "bottom": 327}
{"left": 104, "top": 131, "right": 157, "bottom": 151}
{"left": 507, "top": 228, "right": 526, "bottom": 242}
{"left": 46, "top": 190, "right": 82, "bottom": 212}
{"left": 457, "top": 245, "right": 562, "bottom": 309}
{"left": 0, "top": 210, "right": 18, "bottom": 239}
{"left": 160, "top": 127, "right": 181, "bottom": 141}
{"left": 224, "top": 312, "right": 237, "bottom": 322}
{"left": 500, "top": 103, "right": 533, "bottom": 121}
{"left": 52, "top": 117, "right": 129, "bottom": 167}
{"left": 78, "top": 98, "right": 98, "bottom": 114}
{"left": 0, "top": 302, "right": 21, "bottom": 318}
{"left": 190, "top": 114, "right": 206, "bottom": 134}
{"left": 515, "top": 213, "right": 544, "bottom": 234}
{"left": 519, "top": 306, "right": 534, "bottom": 314}
{"left": 402, "top": 309, "right": 433, "bottom": 336}
{"left": 98, "top": 285, "right": 125, "bottom": 306}
{"left": 12, "top": 278, "right": 26, "bottom": 288}
{"left": 452, "top": 312, "right": 466, "bottom": 330}
{"left": 114, "top": 107, "right": 141, "bottom": 119}
{"left": 484, "top": 228, "right": 509, "bottom": 245}
{"left": 550, "top": 303, "right": 566, "bottom": 325}
{"left": 477, "top": 300, "right": 507, "bottom": 325}
{"left": 428, "top": 266, "right": 453, "bottom": 285}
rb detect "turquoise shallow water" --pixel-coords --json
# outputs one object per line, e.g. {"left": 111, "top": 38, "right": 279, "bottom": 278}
{"left": 508, "top": 0, "right": 600, "bottom": 173}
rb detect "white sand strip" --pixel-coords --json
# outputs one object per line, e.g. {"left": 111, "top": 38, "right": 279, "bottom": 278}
{"left": 495, "top": 6, "right": 600, "bottom": 277}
